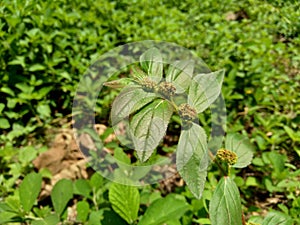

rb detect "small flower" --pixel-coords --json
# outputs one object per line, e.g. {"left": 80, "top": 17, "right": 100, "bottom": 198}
{"left": 178, "top": 103, "right": 197, "bottom": 129}
{"left": 216, "top": 148, "right": 238, "bottom": 165}
{"left": 157, "top": 81, "right": 176, "bottom": 99}
{"left": 139, "top": 77, "right": 157, "bottom": 92}
{"left": 178, "top": 103, "right": 197, "bottom": 121}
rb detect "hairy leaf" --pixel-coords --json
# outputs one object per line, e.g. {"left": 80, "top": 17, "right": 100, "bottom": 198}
{"left": 140, "top": 47, "right": 163, "bottom": 78}
{"left": 177, "top": 123, "right": 209, "bottom": 199}
{"left": 188, "top": 70, "right": 224, "bottom": 112}
{"left": 130, "top": 99, "right": 173, "bottom": 162}
{"left": 225, "top": 133, "right": 254, "bottom": 168}
{"left": 209, "top": 177, "right": 242, "bottom": 225}
{"left": 109, "top": 183, "right": 140, "bottom": 224}
{"left": 166, "top": 60, "right": 194, "bottom": 93}
{"left": 111, "top": 85, "right": 157, "bottom": 125}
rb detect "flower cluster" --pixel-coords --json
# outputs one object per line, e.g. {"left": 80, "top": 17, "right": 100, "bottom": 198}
{"left": 216, "top": 148, "right": 238, "bottom": 165}
{"left": 157, "top": 81, "right": 176, "bottom": 99}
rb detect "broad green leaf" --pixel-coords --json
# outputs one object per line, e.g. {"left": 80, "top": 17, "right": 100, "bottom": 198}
{"left": 89, "top": 172, "right": 104, "bottom": 190}
{"left": 51, "top": 179, "right": 73, "bottom": 216}
{"left": 138, "top": 194, "right": 189, "bottom": 225}
{"left": 19, "top": 172, "right": 42, "bottom": 213}
{"left": 109, "top": 183, "right": 140, "bottom": 224}
{"left": 0, "top": 118, "right": 10, "bottom": 129}
{"left": 114, "top": 148, "right": 131, "bottom": 165}
{"left": 129, "top": 99, "right": 173, "bottom": 162}
{"left": 188, "top": 70, "right": 224, "bottom": 112}
{"left": 111, "top": 85, "right": 157, "bottom": 125}
{"left": 176, "top": 123, "right": 209, "bottom": 199}
{"left": 225, "top": 133, "right": 254, "bottom": 168}
{"left": 166, "top": 60, "right": 194, "bottom": 93}
{"left": 73, "top": 179, "right": 91, "bottom": 198}
{"left": 209, "top": 177, "right": 242, "bottom": 225}
{"left": 140, "top": 47, "right": 163, "bottom": 78}
{"left": 76, "top": 201, "right": 90, "bottom": 222}
{"left": 88, "top": 210, "right": 104, "bottom": 225}
{"left": 262, "top": 211, "right": 293, "bottom": 225}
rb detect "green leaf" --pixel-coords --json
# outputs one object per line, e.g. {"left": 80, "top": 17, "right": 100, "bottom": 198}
{"left": 0, "top": 87, "right": 15, "bottom": 96}
{"left": 114, "top": 147, "right": 131, "bottom": 165}
{"left": 140, "top": 47, "right": 163, "bottom": 78}
{"left": 209, "top": 177, "right": 242, "bottom": 225}
{"left": 19, "top": 146, "right": 37, "bottom": 165}
{"left": 225, "top": 133, "right": 254, "bottom": 168}
{"left": 138, "top": 194, "right": 190, "bottom": 225}
{"left": 262, "top": 211, "right": 293, "bottom": 225}
{"left": 176, "top": 123, "right": 209, "bottom": 199}
{"left": 89, "top": 172, "right": 104, "bottom": 190}
{"left": 88, "top": 210, "right": 104, "bottom": 225}
{"left": 109, "top": 183, "right": 140, "bottom": 224}
{"left": 188, "top": 70, "right": 224, "bottom": 112}
{"left": 0, "top": 118, "right": 10, "bottom": 129}
{"left": 37, "top": 104, "right": 51, "bottom": 118}
{"left": 19, "top": 172, "right": 42, "bottom": 213}
{"left": 129, "top": 99, "right": 173, "bottom": 162}
{"left": 73, "top": 179, "right": 91, "bottom": 198}
{"left": 51, "top": 179, "right": 73, "bottom": 216}
{"left": 284, "top": 125, "right": 300, "bottom": 142}
{"left": 0, "top": 103, "right": 5, "bottom": 113}
{"left": 111, "top": 85, "right": 157, "bottom": 125}
{"left": 76, "top": 201, "right": 90, "bottom": 222}
{"left": 28, "top": 64, "right": 46, "bottom": 72}
{"left": 31, "top": 214, "right": 60, "bottom": 225}
{"left": 35, "top": 87, "right": 52, "bottom": 100}
{"left": 166, "top": 60, "right": 194, "bottom": 93}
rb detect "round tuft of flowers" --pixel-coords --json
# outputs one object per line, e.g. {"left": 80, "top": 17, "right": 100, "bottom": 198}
{"left": 139, "top": 77, "right": 157, "bottom": 92}
{"left": 157, "top": 81, "right": 176, "bottom": 99}
{"left": 216, "top": 148, "right": 238, "bottom": 165}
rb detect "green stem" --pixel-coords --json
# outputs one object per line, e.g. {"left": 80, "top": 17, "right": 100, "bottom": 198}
{"left": 208, "top": 150, "right": 227, "bottom": 176}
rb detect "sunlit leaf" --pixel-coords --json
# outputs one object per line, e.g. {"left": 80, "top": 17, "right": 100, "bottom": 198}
{"left": 177, "top": 123, "right": 209, "bottom": 199}
{"left": 209, "top": 176, "right": 242, "bottom": 225}
{"left": 109, "top": 183, "right": 140, "bottom": 224}
{"left": 225, "top": 133, "right": 254, "bottom": 168}
{"left": 51, "top": 179, "right": 73, "bottom": 216}
{"left": 140, "top": 47, "right": 163, "bottom": 78}
{"left": 188, "top": 70, "right": 224, "bottom": 112}
{"left": 166, "top": 60, "right": 194, "bottom": 93}
{"left": 111, "top": 85, "right": 157, "bottom": 126}
{"left": 130, "top": 99, "right": 173, "bottom": 162}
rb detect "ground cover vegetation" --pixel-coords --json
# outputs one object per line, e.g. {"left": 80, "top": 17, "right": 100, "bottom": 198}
{"left": 0, "top": 0, "right": 299, "bottom": 224}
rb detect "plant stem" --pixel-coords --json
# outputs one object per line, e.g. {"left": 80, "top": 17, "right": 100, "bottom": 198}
{"left": 208, "top": 150, "right": 227, "bottom": 176}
